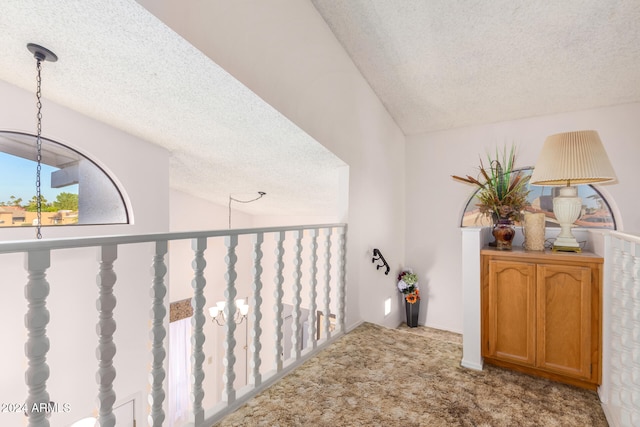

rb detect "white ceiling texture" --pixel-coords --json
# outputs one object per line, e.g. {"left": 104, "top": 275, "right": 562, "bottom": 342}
{"left": 0, "top": 1, "right": 345, "bottom": 217}
{"left": 1, "top": 1, "right": 640, "bottom": 216}
{"left": 311, "top": 0, "right": 640, "bottom": 135}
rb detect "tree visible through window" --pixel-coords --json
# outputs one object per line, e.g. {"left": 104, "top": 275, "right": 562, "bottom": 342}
{"left": 0, "top": 131, "right": 128, "bottom": 228}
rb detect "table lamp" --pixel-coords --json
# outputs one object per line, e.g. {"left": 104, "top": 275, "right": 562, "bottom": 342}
{"left": 530, "top": 130, "right": 616, "bottom": 252}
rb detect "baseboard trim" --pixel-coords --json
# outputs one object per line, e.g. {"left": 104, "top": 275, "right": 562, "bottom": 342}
{"left": 599, "top": 401, "right": 620, "bottom": 427}
{"left": 461, "top": 358, "right": 484, "bottom": 371}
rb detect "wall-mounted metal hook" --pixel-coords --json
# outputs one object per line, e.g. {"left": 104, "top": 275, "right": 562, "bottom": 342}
{"left": 372, "top": 248, "right": 390, "bottom": 275}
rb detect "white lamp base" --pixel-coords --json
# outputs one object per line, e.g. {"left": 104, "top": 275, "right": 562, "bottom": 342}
{"left": 552, "top": 186, "right": 582, "bottom": 252}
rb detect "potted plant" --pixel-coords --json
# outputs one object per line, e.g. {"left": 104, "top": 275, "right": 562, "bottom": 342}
{"left": 452, "top": 145, "right": 530, "bottom": 249}
{"left": 397, "top": 270, "right": 420, "bottom": 327}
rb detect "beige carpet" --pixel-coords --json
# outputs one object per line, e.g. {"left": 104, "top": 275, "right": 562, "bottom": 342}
{"left": 216, "top": 322, "right": 608, "bottom": 426}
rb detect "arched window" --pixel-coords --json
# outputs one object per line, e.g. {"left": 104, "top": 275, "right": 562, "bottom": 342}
{"left": 0, "top": 131, "right": 128, "bottom": 228}
{"left": 460, "top": 167, "right": 616, "bottom": 229}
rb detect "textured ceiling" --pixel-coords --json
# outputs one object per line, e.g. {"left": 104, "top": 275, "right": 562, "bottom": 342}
{"left": 311, "top": 0, "right": 640, "bottom": 135}
{"left": 2, "top": 1, "right": 639, "bottom": 219}
{"left": 0, "top": 0, "right": 346, "bottom": 217}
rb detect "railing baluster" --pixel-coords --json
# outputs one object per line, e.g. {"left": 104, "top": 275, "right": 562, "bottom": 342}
{"left": 250, "top": 233, "right": 264, "bottom": 386}
{"left": 322, "top": 228, "right": 333, "bottom": 339}
{"left": 97, "top": 245, "right": 118, "bottom": 427}
{"left": 273, "top": 231, "right": 285, "bottom": 371}
{"left": 609, "top": 241, "right": 623, "bottom": 410}
{"left": 337, "top": 226, "right": 347, "bottom": 332}
{"left": 1, "top": 223, "right": 349, "bottom": 426}
{"left": 149, "top": 240, "right": 168, "bottom": 427}
{"left": 190, "top": 238, "right": 207, "bottom": 426}
{"left": 24, "top": 249, "right": 51, "bottom": 427}
{"left": 223, "top": 235, "right": 238, "bottom": 404}
{"left": 307, "top": 229, "right": 319, "bottom": 350}
{"left": 606, "top": 235, "right": 640, "bottom": 426}
{"left": 291, "top": 230, "right": 303, "bottom": 360}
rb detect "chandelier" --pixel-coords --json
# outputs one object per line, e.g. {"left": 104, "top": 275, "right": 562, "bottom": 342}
{"left": 208, "top": 299, "right": 249, "bottom": 326}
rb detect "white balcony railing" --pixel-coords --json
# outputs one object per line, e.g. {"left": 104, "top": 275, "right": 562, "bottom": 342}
{"left": 0, "top": 223, "right": 347, "bottom": 427}
{"left": 600, "top": 230, "right": 640, "bottom": 427}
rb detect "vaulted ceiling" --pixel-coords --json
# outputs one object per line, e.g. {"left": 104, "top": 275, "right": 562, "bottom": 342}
{"left": 311, "top": 0, "right": 640, "bottom": 135}
{"left": 1, "top": 1, "right": 639, "bottom": 216}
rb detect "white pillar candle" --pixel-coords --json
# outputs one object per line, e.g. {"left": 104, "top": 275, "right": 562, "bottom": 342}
{"left": 524, "top": 212, "right": 546, "bottom": 251}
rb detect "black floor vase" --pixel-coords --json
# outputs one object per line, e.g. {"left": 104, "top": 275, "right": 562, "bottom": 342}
{"left": 405, "top": 300, "right": 420, "bottom": 327}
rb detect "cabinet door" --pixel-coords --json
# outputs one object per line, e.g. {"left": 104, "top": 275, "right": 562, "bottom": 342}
{"left": 536, "top": 264, "right": 592, "bottom": 379}
{"left": 487, "top": 260, "right": 536, "bottom": 366}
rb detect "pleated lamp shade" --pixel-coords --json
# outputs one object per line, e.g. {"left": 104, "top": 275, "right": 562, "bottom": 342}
{"left": 530, "top": 130, "right": 617, "bottom": 186}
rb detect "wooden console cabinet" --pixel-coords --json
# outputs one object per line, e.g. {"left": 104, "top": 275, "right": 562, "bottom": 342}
{"left": 480, "top": 248, "right": 603, "bottom": 389}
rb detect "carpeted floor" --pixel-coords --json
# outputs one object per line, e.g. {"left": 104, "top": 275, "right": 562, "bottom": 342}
{"left": 216, "top": 322, "right": 608, "bottom": 426}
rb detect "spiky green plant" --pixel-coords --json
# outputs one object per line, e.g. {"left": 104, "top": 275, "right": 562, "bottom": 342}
{"left": 452, "top": 145, "right": 530, "bottom": 223}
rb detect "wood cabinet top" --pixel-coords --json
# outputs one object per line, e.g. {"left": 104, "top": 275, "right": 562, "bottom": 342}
{"left": 481, "top": 246, "right": 603, "bottom": 264}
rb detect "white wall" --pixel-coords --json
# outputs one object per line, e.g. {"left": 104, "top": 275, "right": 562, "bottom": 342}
{"left": 0, "top": 79, "right": 171, "bottom": 426}
{"left": 139, "top": 0, "right": 408, "bottom": 330}
{"left": 406, "top": 102, "right": 640, "bottom": 333}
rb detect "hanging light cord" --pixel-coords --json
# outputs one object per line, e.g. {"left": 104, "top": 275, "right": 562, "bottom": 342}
{"left": 35, "top": 56, "right": 44, "bottom": 239}
{"left": 228, "top": 192, "right": 266, "bottom": 228}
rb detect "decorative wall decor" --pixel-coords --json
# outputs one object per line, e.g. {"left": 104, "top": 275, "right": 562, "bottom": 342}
{"left": 170, "top": 298, "right": 193, "bottom": 323}
{"left": 372, "top": 248, "right": 390, "bottom": 275}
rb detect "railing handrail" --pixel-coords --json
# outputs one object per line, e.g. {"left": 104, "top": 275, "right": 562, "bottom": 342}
{"left": 0, "top": 223, "right": 347, "bottom": 254}
{"left": 610, "top": 229, "right": 640, "bottom": 244}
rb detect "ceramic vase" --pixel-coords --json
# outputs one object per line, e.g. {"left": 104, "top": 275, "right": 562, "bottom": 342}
{"left": 493, "top": 218, "right": 515, "bottom": 250}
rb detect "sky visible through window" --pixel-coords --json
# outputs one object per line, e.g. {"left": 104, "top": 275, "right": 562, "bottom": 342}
{"left": 0, "top": 152, "right": 78, "bottom": 204}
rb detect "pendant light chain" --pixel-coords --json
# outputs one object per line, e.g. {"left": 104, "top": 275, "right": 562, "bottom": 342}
{"left": 28, "top": 43, "right": 57, "bottom": 240}
{"left": 35, "top": 57, "right": 43, "bottom": 239}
